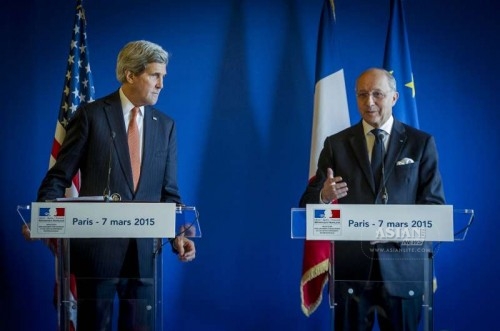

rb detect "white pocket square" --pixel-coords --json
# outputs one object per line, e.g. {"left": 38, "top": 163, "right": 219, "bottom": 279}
{"left": 396, "top": 157, "right": 414, "bottom": 165}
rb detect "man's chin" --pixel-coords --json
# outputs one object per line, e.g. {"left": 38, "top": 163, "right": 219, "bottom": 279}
{"left": 364, "top": 114, "right": 380, "bottom": 126}
{"left": 147, "top": 96, "right": 159, "bottom": 105}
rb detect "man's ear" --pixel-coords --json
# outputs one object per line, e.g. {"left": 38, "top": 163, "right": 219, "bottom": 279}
{"left": 392, "top": 91, "right": 399, "bottom": 106}
{"left": 125, "top": 70, "right": 135, "bottom": 84}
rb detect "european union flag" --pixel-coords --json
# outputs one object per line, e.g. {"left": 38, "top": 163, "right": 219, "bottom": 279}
{"left": 383, "top": 0, "right": 419, "bottom": 129}
{"left": 383, "top": 0, "right": 439, "bottom": 292}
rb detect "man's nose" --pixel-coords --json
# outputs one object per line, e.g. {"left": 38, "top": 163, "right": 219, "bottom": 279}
{"left": 365, "top": 94, "right": 376, "bottom": 106}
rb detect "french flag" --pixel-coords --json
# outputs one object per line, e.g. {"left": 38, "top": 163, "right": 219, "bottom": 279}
{"left": 301, "top": 0, "right": 350, "bottom": 317}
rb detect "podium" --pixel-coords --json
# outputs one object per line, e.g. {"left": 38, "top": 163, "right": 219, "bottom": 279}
{"left": 291, "top": 204, "right": 474, "bottom": 331}
{"left": 18, "top": 202, "right": 201, "bottom": 331}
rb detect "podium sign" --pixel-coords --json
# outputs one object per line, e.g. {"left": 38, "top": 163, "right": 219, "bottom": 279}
{"left": 30, "top": 202, "right": 176, "bottom": 238}
{"left": 306, "top": 204, "right": 453, "bottom": 242}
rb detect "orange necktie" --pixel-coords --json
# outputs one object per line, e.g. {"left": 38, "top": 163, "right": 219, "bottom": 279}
{"left": 128, "top": 107, "right": 141, "bottom": 190}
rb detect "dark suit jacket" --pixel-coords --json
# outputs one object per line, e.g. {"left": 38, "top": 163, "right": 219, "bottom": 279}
{"left": 38, "top": 90, "right": 181, "bottom": 278}
{"left": 299, "top": 119, "right": 445, "bottom": 298}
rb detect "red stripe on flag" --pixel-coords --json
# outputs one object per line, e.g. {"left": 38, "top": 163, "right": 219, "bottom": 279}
{"left": 51, "top": 139, "right": 62, "bottom": 160}
{"left": 72, "top": 173, "right": 80, "bottom": 192}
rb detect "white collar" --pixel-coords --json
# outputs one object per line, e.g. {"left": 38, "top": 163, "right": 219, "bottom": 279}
{"left": 362, "top": 116, "right": 394, "bottom": 136}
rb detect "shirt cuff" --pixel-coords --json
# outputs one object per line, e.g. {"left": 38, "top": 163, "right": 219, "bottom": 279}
{"left": 319, "top": 190, "right": 331, "bottom": 204}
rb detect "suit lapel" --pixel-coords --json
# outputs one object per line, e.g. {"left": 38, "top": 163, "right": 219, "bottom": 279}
{"left": 102, "top": 92, "right": 135, "bottom": 193}
{"left": 141, "top": 106, "right": 156, "bottom": 182}
{"left": 384, "top": 119, "right": 407, "bottom": 185}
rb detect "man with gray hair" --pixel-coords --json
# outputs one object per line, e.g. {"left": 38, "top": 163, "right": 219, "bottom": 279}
{"left": 300, "top": 68, "right": 445, "bottom": 330}
{"left": 38, "top": 40, "right": 196, "bottom": 330}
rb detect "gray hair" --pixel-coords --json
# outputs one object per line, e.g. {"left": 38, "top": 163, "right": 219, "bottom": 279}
{"left": 355, "top": 68, "right": 397, "bottom": 92}
{"left": 383, "top": 69, "right": 397, "bottom": 92}
{"left": 116, "top": 40, "right": 169, "bottom": 83}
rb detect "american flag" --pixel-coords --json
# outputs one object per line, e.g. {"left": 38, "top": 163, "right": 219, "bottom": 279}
{"left": 49, "top": 0, "right": 95, "bottom": 197}
{"left": 46, "top": 1, "right": 95, "bottom": 330}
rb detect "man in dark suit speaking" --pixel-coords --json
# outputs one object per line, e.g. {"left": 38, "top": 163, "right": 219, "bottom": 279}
{"left": 300, "top": 68, "right": 445, "bottom": 331}
{"left": 37, "top": 40, "right": 196, "bottom": 331}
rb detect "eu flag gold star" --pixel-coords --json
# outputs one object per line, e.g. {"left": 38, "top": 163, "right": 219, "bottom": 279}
{"left": 405, "top": 73, "right": 416, "bottom": 98}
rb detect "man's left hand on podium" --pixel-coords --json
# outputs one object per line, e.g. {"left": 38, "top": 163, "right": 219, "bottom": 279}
{"left": 173, "top": 236, "right": 196, "bottom": 262}
{"left": 21, "top": 223, "right": 35, "bottom": 241}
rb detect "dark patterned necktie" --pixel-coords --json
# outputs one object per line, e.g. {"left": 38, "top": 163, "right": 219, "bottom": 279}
{"left": 371, "top": 128, "right": 384, "bottom": 193}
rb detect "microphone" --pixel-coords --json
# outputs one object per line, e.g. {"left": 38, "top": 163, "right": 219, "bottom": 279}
{"left": 377, "top": 131, "right": 389, "bottom": 204}
{"left": 103, "top": 131, "right": 115, "bottom": 202}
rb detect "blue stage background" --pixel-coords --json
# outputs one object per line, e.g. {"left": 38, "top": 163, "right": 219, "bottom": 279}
{"left": 1, "top": 0, "right": 497, "bottom": 330}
